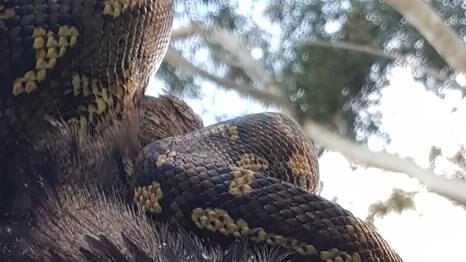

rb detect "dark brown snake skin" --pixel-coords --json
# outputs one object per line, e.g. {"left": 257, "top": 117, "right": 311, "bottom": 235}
{"left": 0, "top": 0, "right": 172, "bottom": 148}
{"left": 133, "top": 113, "right": 401, "bottom": 261}
{"left": 0, "top": 0, "right": 403, "bottom": 261}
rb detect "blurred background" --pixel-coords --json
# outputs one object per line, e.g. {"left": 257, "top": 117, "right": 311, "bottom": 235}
{"left": 146, "top": 1, "right": 466, "bottom": 260}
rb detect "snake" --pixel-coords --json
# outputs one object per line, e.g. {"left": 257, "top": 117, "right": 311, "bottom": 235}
{"left": 0, "top": 0, "right": 403, "bottom": 261}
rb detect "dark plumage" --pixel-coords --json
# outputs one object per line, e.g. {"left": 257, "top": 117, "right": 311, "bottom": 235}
{"left": 1, "top": 96, "right": 288, "bottom": 262}
{"left": 25, "top": 183, "right": 288, "bottom": 261}
{"left": 139, "top": 95, "right": 204, "bottom": 146}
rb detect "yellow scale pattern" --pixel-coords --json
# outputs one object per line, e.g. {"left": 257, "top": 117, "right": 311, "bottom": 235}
{"left": 12, "top": 26, "right": 78, "bottom": 96}
{"left": 287, "top": 153, "right": 313, "bottom": 178}
{"left": 236, "top": 153, "right": 269, "bottom": 172}
{"left": 228, "top": 153, "right": 269, "bottom": 197}
{"left": 0, "top": 8, "right": 14, "bottom": 20}
{"left": 0, "top": 8, "right": 14, "bottom": 30}
{"left": 155, "top": 150, "right": 177, "bottom": 168}
{"left": 71, "top": 74, "right": 122, "bottom": 134}
{"left": 191, "top": 207, "right": 362, "bottom": 262}
{"left": 103, "top": 0, "right": 146, "bottom": 17}
{"left": 214, "top": 124, "right": 239, "bottom": 140}
{"left": 342, "top": 217, "right": 370, "bottom": 245}
{"left": 134, "top": 181, "right": 164, "bottom": 214}
{"left": 267, "top": 112, "right": 295, "bottom": 139}
{"left": 228, "top": 166, "right": 256, "bottom": 198}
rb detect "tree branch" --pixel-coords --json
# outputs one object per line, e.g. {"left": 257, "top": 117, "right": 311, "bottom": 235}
{"left": 191, "top": 23, "right": 285, "bottom": 96}
{"left": 171, "top": 23, "right": 287, "bottom": 96}
{"left": 171, "top": 24, "right": 197, "bottom": 40}
{"left": 174, "top": 22, "right": 464, "bottom": 89}
{"left": 303, "top": 119, "right": 466, "bottom": 205}
{"left": 299, "top": 39, "right": 396, "bottom": 60}
{"left": 299, "top": 39, "right": 463, "bottom": 89}
{"left": 386, "top": 0, "right": 466, "bottom": 76}
{"left": 163, "top": 49, "right": 287, "bottom": 107}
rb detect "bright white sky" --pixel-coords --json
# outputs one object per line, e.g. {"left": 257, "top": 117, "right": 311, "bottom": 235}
{"left": 146, "top": 2, "right": 466, "bottom": 261}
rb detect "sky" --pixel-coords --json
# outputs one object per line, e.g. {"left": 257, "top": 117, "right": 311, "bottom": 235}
{"left": 145, "top": 1, "right": 466, "bottom": 261}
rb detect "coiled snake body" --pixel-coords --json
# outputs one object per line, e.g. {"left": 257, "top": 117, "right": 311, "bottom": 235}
{"left": 0, "top": 0, "right": 402, "bottom": 261}
{"left": 0, "top": 0, "right": 172, "bottom": 145}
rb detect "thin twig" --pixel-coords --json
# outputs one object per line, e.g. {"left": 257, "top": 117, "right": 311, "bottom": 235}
{"left": 299, "top": 39, "right": 463, "bottom": 89}
{"left": 163, "top": 49, "right": 287, "bottom": 107}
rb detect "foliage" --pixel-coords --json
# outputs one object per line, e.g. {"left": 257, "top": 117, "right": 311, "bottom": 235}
{"left": 158, "top": 0, "right": 466, "bottom": 140}
{"left": 366, "top": 189, "right": 417, "bottom": 225}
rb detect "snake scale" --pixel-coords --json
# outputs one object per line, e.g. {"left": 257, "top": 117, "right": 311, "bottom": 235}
{"left": 0, "top": 0, "right": 403, "bottom": 261}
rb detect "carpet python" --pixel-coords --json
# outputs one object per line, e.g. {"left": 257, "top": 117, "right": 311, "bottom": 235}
{"left": 0, "top": 0, "right": 402, "bottom": 261}
{"left": 133, "top": 112, "right": 402, "bottom": 261}
{"left": 0, "top": 0, "right": 172, "bottom": 148}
